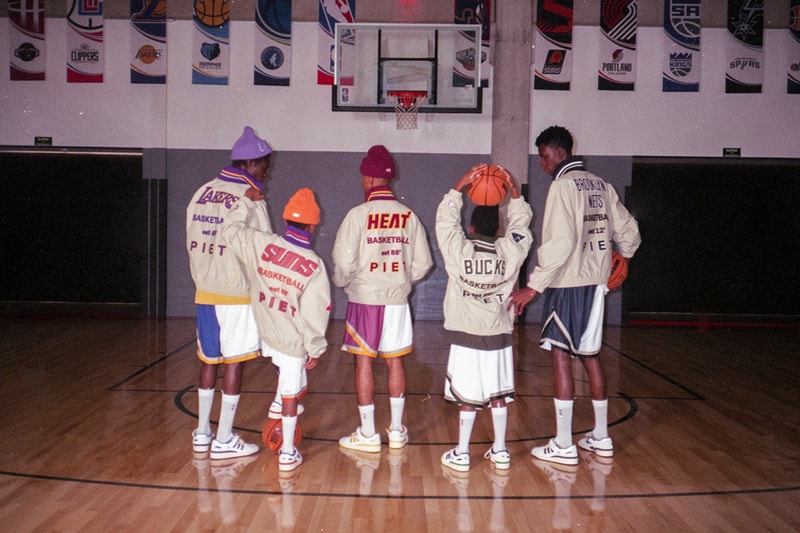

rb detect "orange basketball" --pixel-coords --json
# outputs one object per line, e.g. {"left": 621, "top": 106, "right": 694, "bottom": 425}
{"left": 194, "top": 0, "right": 230, "bottom": 28}
{"left": 466, "top": 165, "right": 508, "bottom": 206}
{"left": 607, "top": 251, "right": 629, "bottom": 291}
{"left": 262, "top": 418, "right": 303, "bottom": 454}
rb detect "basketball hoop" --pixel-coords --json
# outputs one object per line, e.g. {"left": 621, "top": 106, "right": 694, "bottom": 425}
{"left": 388, "top": 91, "right": 427, "bottom": 130}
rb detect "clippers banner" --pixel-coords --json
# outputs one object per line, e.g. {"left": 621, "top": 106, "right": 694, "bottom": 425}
{"left": 130, "top": 0, "right": 166, "bottom": 84}
{"left": 9, "top": 0, "right": 46, "bottom": 81}
{"left": 317, "top": 0, "right": 355, "bottom": 85}
{"left": 193, "top": 0, "right": 231, "bottom": 85}
{"left": 534, "top": 0, "right": 573, "bottom": 91}
{"left": 725, "top": 0, "right": 763, "bottom": 93}
{"left": 67, "top": 0, "right": 104, "bottom": 83}
{"left": 663, "top": 0, "right": 701, "bottom": 92}
{"left": 255, "top": 0, "right": 292, "bottom": 86}
{"left": 598, "top": 0, "right": 637, "bottom": 91}
{"left": 788, "top": 0, "right": 800, "bottom": 94}
{"left": 453, "top": 0, "right": 491, "bottom": 88}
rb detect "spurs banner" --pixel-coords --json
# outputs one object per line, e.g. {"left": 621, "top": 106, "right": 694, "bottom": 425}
{"left": 598, "top": 0, "right": 637, "bottom": 91}
{"left": 789, "top": 0, "right": 800, "bottom": 94}
{"left": 534, "top": 0, "right": 573, "bottom": 91}
{"left": 453, "top": 0, "right": 491, "bottom": 88}
{"left": 317, "top": 0, "right": 355, "bottom": 85}
{"left": 725, "top": 0, "right": 763, "bottom": 93}
{"left": 9, "top": 0, "right": 46, "bottom": 81}
{"left": 67, "top": 0, "right": 104, "bottom": 83}
{"left": 255, "top": 0, "right": 292, "bottom": 86}
{"left": 130, "top": 0, "right": 166, "bottom": 84}
{"left": 193, "top": 0, "right": 231, "bottom": 85}
{"left": 663, "top": 0, "right": 701, "bottom": 92}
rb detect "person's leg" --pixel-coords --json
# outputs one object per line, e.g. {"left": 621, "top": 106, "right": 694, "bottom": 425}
{"left": 457, "top": 406, "right": 477, "bottom": 454}
{"left": 196, "top": 363, "right": 217, "bottom": 437}
{"left": 581, "top": 356, "right": 609, "bottom": 438}
{"left": 385, "top": 356, "right": 406, "bottom": 432}
{"left": 490, "top": 399, "right": 508, "bottom": 452}
{"left": 552, "top": 349, "right": 575, "bottom": 448}
{"left": 354, "top": 354, "right": 377, "bottom": 436}
{"left": 216, "top": 362, "right": 243, "bottom": 444}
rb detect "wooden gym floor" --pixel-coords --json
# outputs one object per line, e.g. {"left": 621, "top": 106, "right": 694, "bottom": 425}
{"left": 0, "top": 317, "right": 798, "bottom": 532}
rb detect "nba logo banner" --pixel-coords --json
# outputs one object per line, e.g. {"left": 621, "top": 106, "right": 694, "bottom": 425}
{"left": 453, "top": 0, "right": 491, "bottom": 88}
{"left": 534, "top": 0, "right": 573, "bottom": 91}
{"left": 663, "top": 0, "right": 701, "bottom": 92}
{"left": 193, "top": 0, "right": 231, "bottom": 85}
{"left": 130, "top": 0, "right": 166, "bottom": 84}
{"left": 725, "top": 0, "right": 763, "bottom": 94}
{"left": 9, "top": 0, "right": 46, "bottom": 81}
{"left": 317, "top": 0, "right": 355, "bottom": 85}
{"left": 255, "top": 0, "right": 292, "bottom": 86}
{"left": 67, "top": 0, "right": 104, "bottom": 83}
{"left": 598, "top": 0, "right": 637, "bottom": 91}
{"left": 788, "top": 0, "right": 800, "bottom": 94}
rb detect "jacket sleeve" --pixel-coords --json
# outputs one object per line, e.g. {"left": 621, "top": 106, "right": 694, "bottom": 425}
{"left": 435, "top": 189, "right": 467, "bottom": 277}
{"left": 331, "top": 211, "right": 359, "bottom": 289}
{"left": 301, "top": 263, "right": 331, "bottom": 359}
{"left": 502, "top": 197, "right": 534, "bottom": 267}
{"left": 221, "top": 197, "right": 262, "bottom": 264}
{"left": 607, "top": 186, "right": 641, "bottom": 258}
{"left": 527, "top": 180, "right": 576, "bottom": 292}
{"left": 410, "top": 213, "right": 434, "bottom": 283}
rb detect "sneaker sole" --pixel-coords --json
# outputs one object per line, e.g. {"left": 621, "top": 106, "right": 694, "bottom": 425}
{"left": 578, "top": 443, "right": 614, "bottom": 457}
{"left": 490, "top": 459, "right": 511, "bottom": 470}
{"left": 441, "top": 460, "right": 470, "bottom": 472}
{"left": 278, "top": 460, "right": 303, "bottom": 472}
{"left": 339, "top": 442, "right": 381, "bottom": 453}
{"left": 388, "top": 439, "right": 408, "bottom": 450}
{"left": 531, "top": 450, "right": 579, "bottom": 466}
{"left": 193, "top": 444, "right": 211, "bottom": 453}
{"left": 210, "top": 448, "right": 260, "bottom": 460}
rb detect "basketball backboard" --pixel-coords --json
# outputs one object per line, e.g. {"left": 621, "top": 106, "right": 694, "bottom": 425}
{"left": 332, "top": 23, "right": 483, "bottom": 113}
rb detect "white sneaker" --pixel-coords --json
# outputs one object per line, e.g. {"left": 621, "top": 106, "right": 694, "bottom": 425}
{"left": 531, "top": 438, "right": 579, "bottom": 466}
{"left": 386, "top": 426, "right": 408, "bottom": 449}
{"left": 278, "top": 449, "right": 303, "bottom": 472}
{"left": 339, "top": 427, "right": 381, "bottom": 453}
{"left": 441, "top": 448, "right": 470, "bottom": 472}
{"left": 268, "top": 400, "right": 305, "bottom": 420}
{"left": 578, "top": 432, "right": 614, "bottom": 457}
{"left": 210, "top": 433, "right": 260, "bottom": 460}
{"left": 483, "top": 447, "right": 511, "bottom": 470}
{"left": 192, "top": 430, "right": 214, "bottom": 453}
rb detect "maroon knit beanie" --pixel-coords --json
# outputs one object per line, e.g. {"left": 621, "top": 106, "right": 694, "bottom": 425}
{"left": 359, "top": 145, "right": 396, "bottom": 179}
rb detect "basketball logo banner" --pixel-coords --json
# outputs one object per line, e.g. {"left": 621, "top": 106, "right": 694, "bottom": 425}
{"left": 788, "top": 0, "right": 800, "bottom": 94}
{"left": 725, "top": 0, "right": 763, "bottom": 94}
{"left": 255, "top": 0, "right": 292, "bottom": 86}
{"left": 453, "top": 0, "right": 491, "bottom": 88}
{"left": 534, "top": 0, "right": 573, "bottom": 91}
{"left": 193, "top": 0, "right": 231, "bottom": 85}
{"left": 130, "top": 0, "right": 166, "bottom": 84}
{"left": 598, "top": 0, "right": 637, "bottom": 91}
{"left": 67, "top": 0, "right": 104, "bottom": 83}
{"left": 663, "top": 0, "right": 701, "bottom": 92}
{"left": 317, "top": 0, "right": 355, "bottom": 85}
{"left": 9, "top": 0, "right": 46, "bottom": 81}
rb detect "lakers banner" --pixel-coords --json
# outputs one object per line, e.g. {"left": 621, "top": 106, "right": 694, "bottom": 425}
{"left": 67, "top": 0, "right": 104, "bottom": 83}
{"left": 130, "top": 0, "right": 166, "bottom": 84}
{"left": 454, "top": 0, "right": 491, "bottom": 88}
{"left": 9, "top": 0, "right": 46, "bottom": 81}
{"left": 318, "top": 0, "right": 355, "bottom": 85}
{"left": 255, "top": 0, "right": 292, "bottom": 86}
{"left": 534, "top": 0, "right": 573, "bottom": 91}
{"left": 598, "top": 0, "right": 637, "bottom": 91}
{"left": 725, "top": 0, "right": 763, "bottom": 94}
{"left": 663, "top": 0, "right": 701, "bottom": 92}
{"left": 789, "top": 0, "right": 800, "bottom": 94}
{"left": 193, "top": 0, "right": 231, "bottom": 85}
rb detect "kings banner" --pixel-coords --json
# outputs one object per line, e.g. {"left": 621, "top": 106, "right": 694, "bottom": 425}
{"left": 453, "top": 0, "right": 491, "bottom": 88}
{"left": 130, "top": 0, "right": 166, "bottom": 84}
{"left": 9, "top": 0, "right": 46, "bottom": 81}
{"left": 67, "top": 0, "right": 104, "bottom": 83}
{"left": 534, "top": 0, "right": 573, "bottom": 91}
{"left": 725, "top": 0, "right": 763, "bottom": 93}
{"left": 255, "top": 0, "right": 292, "bottom": 86}
{"left": 788, "top": 0, "right": 800, "bottom": 94}
{"left": 663, "top": 0, "right": 701, "bottom": 92}
{"left": 317, "top": 0, "right": 355, "bottom": 85}
{"left": 193, "top": 0, "right": 231, "bottom": 85}
{"left": 598, "top": 0, "right": 637, "bottom": 91}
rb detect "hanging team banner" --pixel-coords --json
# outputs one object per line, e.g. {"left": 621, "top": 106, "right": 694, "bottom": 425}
{"left": 453, "top": 0, "right": 491, "bottom": 88}
{"left": 130, "top": 0, "right": 166, "bottom": 84}
{"left": 725, "top": 0, "right": 763, "bottom": 93}
{"left": 255, "top": 0, "right": 292, "bottom": 86}
{"left": 788, "top": 0, "right": 800, "bottom": 94}
{"left": 534, "top": 0, "right": 573, "bottom": 91}
{"left": 598, "top": 0, "right": 637, "bottom": 91}
{"left": 67, "top": 0, "right": 104, "bottom": 83}
{"left": 193, "top": 0, "right": 231, "bottom": 85}
{"left": 663, "top": 0, "right": 701, "bottom": 92}
{"left": 9, "top": 0, "right": 46, "bottom": 81}
{"left": 317, "top": 0, "right": 355, "bottom": 85}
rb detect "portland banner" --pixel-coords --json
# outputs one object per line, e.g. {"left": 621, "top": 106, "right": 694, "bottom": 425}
{"left": 598, "top": 0, "right": 637, "bottom": 91}
{"left": 725, "top": 0, "right": 763, "bottom": 94}
{"left": 9, "top": 0, "right": 46, "bottom": 81}
{"left": 534, "top": 0, "right": 573, "bottom": 91}
{"left": 663, "top": 0, "right": 701, "bottom": 92}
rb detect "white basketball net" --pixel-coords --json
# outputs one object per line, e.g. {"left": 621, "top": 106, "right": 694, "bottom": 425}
{"left": 390, "top": 93, "right": 426, "bottom": 130}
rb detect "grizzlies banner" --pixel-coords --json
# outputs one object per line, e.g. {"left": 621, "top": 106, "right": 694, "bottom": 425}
{"left": 453, "top": 0, "right": 491, "bottom": 88}
{"left": 534, "top": 0, "right": 573, "bottom": 91}
{"left": 193, "top": 0, "right": 231, "bottom": 85}
{"left": 318, "top": 0, "right": 355, "bottom": 85}
{"left": 255, "top": 0, "right": 292, "bottom": 86}
{"left": 725, "top": 0, "right": 763, "bottom": 93}
{"left": 130, "top": 0, "right": 166, "bottom": 84}
{"left": 789, "top": 0, "right": 800, "bottom": 94}
{"left": 9, "top": 0, "right": 46, "bottom": 81}
{"left": 67, "top": 0, "right": 104, "bottom": 83}
{"left": 663, "top": 0, "right": 701, "bottom": 92}
{"left": 598, "top": 0, "right": 637, "bottom": 91}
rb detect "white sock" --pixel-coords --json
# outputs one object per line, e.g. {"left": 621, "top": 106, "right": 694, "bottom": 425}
{"left": 554, "top": 398, "right": 574, "bottom": 449}
{"left": 457, "top": 410, "right": 476, "bottom": 454}
{"left": 592, "top": 399, "right": 609, "bottom": 439}
{"left": 197, "top": 388, "right": 215, "bottom": 435}
{"left": 281, "top": 415, "right": 297, "bottom": 454}
{"left": 389, "top": 396, "right": 405, "bottom": 431}
{"left": 216, "top": 393, "right": 239, "bottom": 443}
{"left": 359, "top": 404, "right": 376, "bottom": 437}
{"left": 491, "top": 406, "right": 508, "bottom": 452}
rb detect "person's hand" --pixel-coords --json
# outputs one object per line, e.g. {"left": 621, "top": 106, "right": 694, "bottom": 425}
{"left": 507, "top": 286, "right": 537, "bottom": 315}
{"left": 244, "top": 186, "right": 264, "bottom": 201}
{"left": 304, "top": 356, "right": 318, "bottom": 370}
{"left": 455, "top": 163, "right": 488, "bottom": 192}
{"left": 494, "top": 165, "right": 520, "bottom": 199}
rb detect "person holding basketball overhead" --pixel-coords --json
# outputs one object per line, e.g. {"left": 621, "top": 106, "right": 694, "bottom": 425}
{"left": 333, "top": 145, "right": 433, "bottom": 453}
{"left": 507, "top": 125, "right": 641, "bottom": 465}
{"left": 186, "top": 126, "right": 273, "bottom": 460}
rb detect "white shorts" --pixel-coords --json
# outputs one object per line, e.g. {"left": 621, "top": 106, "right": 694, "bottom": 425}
{"left": 264, "top": 346, "right": 308, "bottom": 399}
{"left": 196, "top": 304, "right": 261, "bottom": 364}
{"left": 444, "top": 344, "right": 515, "bottom": 409}
{"left": 342, "top": 303, "right": 414, "bottom": 358}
